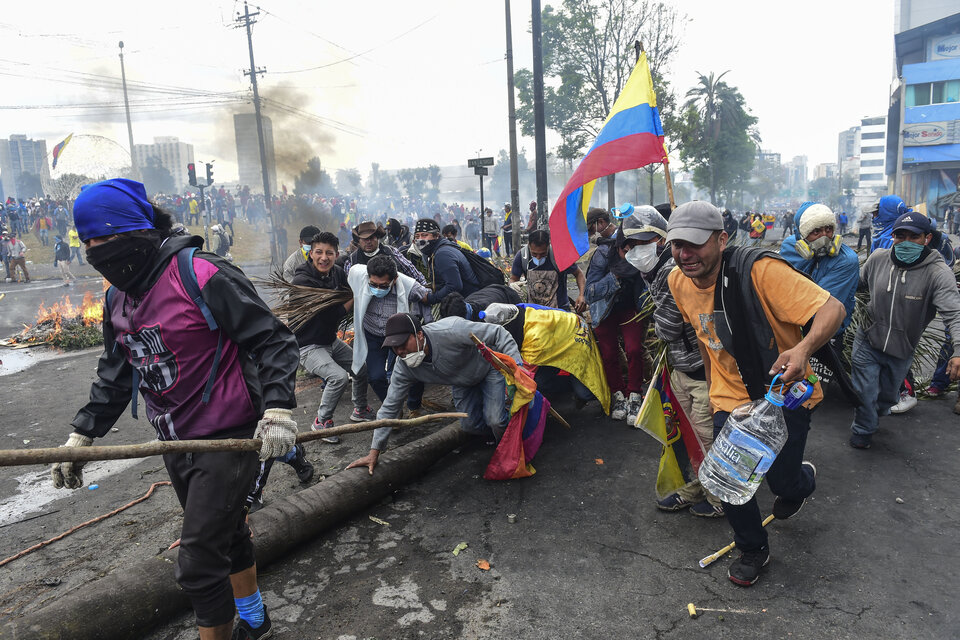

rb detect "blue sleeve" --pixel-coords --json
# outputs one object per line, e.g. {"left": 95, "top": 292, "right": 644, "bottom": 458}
{"left": 511, "top": 252, "right": 524, "bottom": 278}
{"left": 427, "top": 248, "right": 464, "bottom": 304}
{"left": 814, "top": 247, "right": 860, "bottom": 330}
{"left": 778, "top": 236, "right": 814, "bottom": 273}
{"left": 584, "top": 247, "right": 620, "bottom": 305}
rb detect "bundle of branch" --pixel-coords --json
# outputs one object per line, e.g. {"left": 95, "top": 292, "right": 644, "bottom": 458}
{"left": 259, "top": 271, "right": 353, "bottom": 332}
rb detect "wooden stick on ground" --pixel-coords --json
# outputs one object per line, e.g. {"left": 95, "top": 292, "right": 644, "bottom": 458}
{"left": 698, "top": 514, "right": 775, "bottom": 568}
{"left": 0, "top": 412, "right": 467, "bottom": 467}
{"left": 468, "top": 333, "right": 571, "bottom": 429}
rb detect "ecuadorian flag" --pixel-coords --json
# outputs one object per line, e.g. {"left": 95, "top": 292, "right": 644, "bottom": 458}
{"left": 548, "top": 52, "right": 667, "bottom": 270}
{"left": 51, "top": 133, "right": 73, "bottom": 170}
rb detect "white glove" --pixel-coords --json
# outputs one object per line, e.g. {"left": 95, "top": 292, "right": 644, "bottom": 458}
{"left": 254, "top": 408, "right": 298, "bottom": 461}
{"left": 51, "top": 433, "right": 94, "bottom": 489}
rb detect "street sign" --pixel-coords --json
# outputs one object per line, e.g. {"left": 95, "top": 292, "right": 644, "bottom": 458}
{"left": 474, "top": 166, "right": 489, "bottom": 176}
{"left": 467, "top": 157, "right": 495, "bottom": 168}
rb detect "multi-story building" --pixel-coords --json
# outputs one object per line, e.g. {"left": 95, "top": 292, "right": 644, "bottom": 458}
{"left": 783, "top": 155, "right": 808, "bottom": 198}
{"left": 0, "top": 135, "right": 50, "bottom": 200}
{"left": 853, "top": 115, "right": 888, "bottom": 211}
{"left": 132, "top": 136, "right": 195, "bottom": 193}
{"left": 813, "top": 163, "right": 839, "bottom": 180}
{"left": 234, "top": 114, "right": 277, "bottom": 195}
{"left": 891, "top": 6, "right": 960, "bottom": 220}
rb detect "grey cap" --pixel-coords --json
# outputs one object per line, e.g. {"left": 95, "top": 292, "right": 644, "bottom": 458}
{"left": 622, "top": 205, "right": 667, "bottom": 241}
{"left": 666, "top": 201, "right": 724, "bottom": 245}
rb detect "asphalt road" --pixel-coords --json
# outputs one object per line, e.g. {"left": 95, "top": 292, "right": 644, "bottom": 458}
{"left": 1, "top": 253, "right": 958, "bottom": 639}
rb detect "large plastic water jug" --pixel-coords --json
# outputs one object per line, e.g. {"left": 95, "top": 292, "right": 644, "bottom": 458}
{"left": 697, "top": 374, "right": 790, "bottom": 505}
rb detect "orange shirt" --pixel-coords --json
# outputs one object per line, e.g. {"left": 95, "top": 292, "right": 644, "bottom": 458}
{"left": 668, "top": 258, "right": 830, "bottom": 413}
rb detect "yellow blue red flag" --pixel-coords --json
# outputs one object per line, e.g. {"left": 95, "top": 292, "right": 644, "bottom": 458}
{"left": 51, "top": 133, "right": 73, "bottom": 170}
{"left": 548, "top": 52, "right": 667, "bottom": 270}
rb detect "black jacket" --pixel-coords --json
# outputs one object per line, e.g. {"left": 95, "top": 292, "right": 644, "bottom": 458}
{"left": 292, "top": 260, "right": 350, "bottom": 348}
{"left": 422, "top": 238, "right": 481, "bottom": 304}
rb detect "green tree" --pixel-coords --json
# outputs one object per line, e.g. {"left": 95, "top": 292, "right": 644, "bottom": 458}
{"left": 140, "top": 155, "right": 175, "bottom": 196}
{"left": 335, "top": 168, "right": 362, "bottom": 195}
{"left": 748, "top": 153, "right": 784, "bottom": 211}
{"left": 397, "top": 167, "right": 429, "bottom": 200}
{"left": 677, "top": 72, "right": 759, "bottom": 204}
{"left": 379, "top": 171, "right": 402, "bottom": 199}
{"left": 294, "top": 157, "right": 334, "bottom": 197}
{"left": 15, "top": 171, "right": 43, "bottom": 199}
{"left": 427, "top": 165, "right": 442, "bottom": 202}
{"left": 515, "top": 0, "right": 684, "bottom": 193}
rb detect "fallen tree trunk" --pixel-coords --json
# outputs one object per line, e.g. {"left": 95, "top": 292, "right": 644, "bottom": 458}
{"left": 0, "top": 412, "right": 466, "bottom": 466}
{"left": 0, "top": 423, "right": 471, "bottom": 640}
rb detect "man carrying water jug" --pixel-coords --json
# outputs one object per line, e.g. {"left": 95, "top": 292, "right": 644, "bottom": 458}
{"left": 666, "top": 201, "right": 846, "bottom": 587}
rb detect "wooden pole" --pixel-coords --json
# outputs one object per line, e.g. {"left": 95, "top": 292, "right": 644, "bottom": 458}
{"left": 0, "top": 413, "right": 467, "bottom": 467}
{"left": 635, "top": 40, "right": 676, "bottom": 210}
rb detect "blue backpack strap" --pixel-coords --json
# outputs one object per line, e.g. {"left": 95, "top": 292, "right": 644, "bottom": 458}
{"left": 176, "top": 247, "right": 223, "bottom": 404}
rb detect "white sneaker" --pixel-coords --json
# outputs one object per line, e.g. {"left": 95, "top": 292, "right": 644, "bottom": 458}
{"left": 890, "top": 391, "right": 918, "bottom": 414}
{"left": 610, "top": 391, "right": 627, "bottom": 420}
{"left": 626, "top": 392, "right": 642, "bottom": 426}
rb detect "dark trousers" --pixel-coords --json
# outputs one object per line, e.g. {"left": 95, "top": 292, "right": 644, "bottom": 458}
{"left": 593, "top": 308, "right": 647, "bottom": 395}
{"left": 164, "top": 449, "right": 259, "bottom": 627}
{"left": 365, "top": 331, "right": 423, "bottom": 408}
{"left": 857, "top": 228, "right": 872, "bottom": 252}
{"left": 502, "top": 230, "right": 513, "bottom": 256}
{"left": 713, "top": 406, "right": 816, "bottom": 552}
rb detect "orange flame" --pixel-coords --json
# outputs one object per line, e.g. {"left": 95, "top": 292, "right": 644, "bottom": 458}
{"left": 27, "top": 292, "right": 104, "bottom": 340}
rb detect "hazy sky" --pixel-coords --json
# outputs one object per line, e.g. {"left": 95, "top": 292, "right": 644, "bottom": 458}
{"left": 0, "top": 0, "right": 895, "bottom": 185}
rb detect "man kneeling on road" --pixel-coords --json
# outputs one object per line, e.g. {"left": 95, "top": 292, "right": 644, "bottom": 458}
{"left": 347, "top": 312, "right": 522, "bottom": 474}
{"left": 667, "top": 201, "right": 845, "bottom": 587}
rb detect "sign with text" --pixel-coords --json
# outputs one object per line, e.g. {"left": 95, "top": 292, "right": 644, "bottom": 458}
{"left": 467, "top": 157, "right": 495, "bottom": 168}
{"left": 903, "top": 121, "right": 951, "bottom": 146}
{"left": 474, "top": 166, "right": 489, "bottom": 176}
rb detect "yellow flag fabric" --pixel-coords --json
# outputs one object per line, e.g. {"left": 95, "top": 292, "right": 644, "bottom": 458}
{"left": 636, "top": 355, "right": 686, "bottom": 498}
{"left": 519, "top": 307, "right": 610, "bottom": 414}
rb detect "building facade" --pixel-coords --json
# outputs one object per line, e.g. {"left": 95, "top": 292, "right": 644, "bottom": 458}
{"left": 234, "top": 114, "right": 277, "bottom": 195}
{"left": 891, "top": 7, "right": 960, "bottom": 220}
{"left": 0, "top": 135, "right": 50, "bottom": 200}
{"left": 132, "top": 136, "right": 195, "bottom": 193}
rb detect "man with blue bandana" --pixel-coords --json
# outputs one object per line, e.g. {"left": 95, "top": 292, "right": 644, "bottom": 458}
{"left": 850, "top": 212, "right": 960, "bottom": 450}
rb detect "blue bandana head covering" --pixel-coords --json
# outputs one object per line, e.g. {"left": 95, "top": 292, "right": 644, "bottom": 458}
{"left": 73, "top": 178, "right": 155, "bottom": 242}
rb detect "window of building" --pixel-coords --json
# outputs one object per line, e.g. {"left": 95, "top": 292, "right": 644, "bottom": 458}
{"left": 862, "top": 117, "right": 885, "bottom": 126}
{"left": 861, "top": 146, "right": 885, "bottom": 154}
{"left": 906, "top": 80, "right": 960, "bottom": 106}
{"left": 861, "top": 132, "right": 884, "bottom": 140}
{"left": 860, "top": 173, "right": 883, "bottom": 181}
{"left": 861, "top": 159, "right": 884, "bottom": 167}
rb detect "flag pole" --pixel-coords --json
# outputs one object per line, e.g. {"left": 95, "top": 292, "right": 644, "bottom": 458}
{"left": 635, "top": 41, "right": 676, "bottom": 210}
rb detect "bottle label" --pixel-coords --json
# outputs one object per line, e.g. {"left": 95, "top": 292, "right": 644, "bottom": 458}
{"left": 712, "top": 428, "right": 777, "bottom": 483}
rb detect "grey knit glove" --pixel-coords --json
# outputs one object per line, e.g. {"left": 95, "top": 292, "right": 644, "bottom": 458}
{"left": 254, "top": 409, "right": 298, "bottom": 461}
{"left": 51, "top": 432, "right": 94, "bottom": 489}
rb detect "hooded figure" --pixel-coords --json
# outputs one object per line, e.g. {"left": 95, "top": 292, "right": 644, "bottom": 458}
{"left": 780, "top": 202, "right": 859, "bottom": 331}
{"left": 871, "top": 195, "right": 910, "bottom": 252}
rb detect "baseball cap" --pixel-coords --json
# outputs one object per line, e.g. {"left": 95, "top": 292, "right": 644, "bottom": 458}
{"left": 892, "top": 212, "right": 933, "bottom": 235}
{"left": 666, "top": 201, "right": 724, "bottom": 245}
{"left": 382, "top": 313, "right": 422, "bottom": 348}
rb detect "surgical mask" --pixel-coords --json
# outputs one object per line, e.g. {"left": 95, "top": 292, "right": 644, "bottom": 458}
{"left": 401, "top": 333, "right": 426, "bottom": 368}
{"left": 625, "top": 243, "right": 658, "bottom": 273}
{"left": 530, "top": 256, "right": 546, "bottom": 267}
{"left": 368, "top": 283, "right": 391, "bottom": 298}
{"left": 808, "top": 235, "right": 833, "bottom": 258}
{"left": 302, "top": 244, "right": 311, "bottom": 253}
{"left": 893, "top": 240, "right": 925, "bottom": 264}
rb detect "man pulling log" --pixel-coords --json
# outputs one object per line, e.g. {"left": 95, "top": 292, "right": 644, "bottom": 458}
{"left": 50, "top": 178, "right": 300, "bottom": 640}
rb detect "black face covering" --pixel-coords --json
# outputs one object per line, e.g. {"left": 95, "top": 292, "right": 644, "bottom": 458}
{"left": 85, "top": 235, "right": 159, "bottom": 292}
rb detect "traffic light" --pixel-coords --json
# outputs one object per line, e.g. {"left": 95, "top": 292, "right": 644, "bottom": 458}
{"left": 187, "top": 163, "right": 197, "bottom": 187}
{"left": 205, "top": 162, "right": 214, "bottom": 186}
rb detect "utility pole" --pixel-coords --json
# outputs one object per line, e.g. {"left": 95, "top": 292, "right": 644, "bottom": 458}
{"left": 531, "top": 0, "right": 548, "bottom": 229}
{"left": 505, "top": 0, "right": 522, "bottom": 251}
{"left": 118, "top": 41, "right": 138, "bottom": 180}
{"left": 895, "top": 77, "right": 906, "bottom": 196}
{"left": 237, "top": 1, "right": 280, "bottom": 265}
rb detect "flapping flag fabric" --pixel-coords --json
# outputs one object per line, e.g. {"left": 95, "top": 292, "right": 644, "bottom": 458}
{"left": 51, "top": 133, "right": 73, "bottom": 170}
{"left": 549, "top": 52, "right": 667, "bottom": 270}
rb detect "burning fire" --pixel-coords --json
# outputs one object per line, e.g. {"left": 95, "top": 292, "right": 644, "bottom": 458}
{"left": 7, "top": 291, "right": 105, "bottom": 347}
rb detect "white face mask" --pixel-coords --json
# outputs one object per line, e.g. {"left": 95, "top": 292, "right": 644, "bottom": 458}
{"left": 808, "top": 235, "right": 832, "bottom": 257}
{"left": 625, "top": 243, "right": 659, "bottom": 272}
{"left": 400, "top": 332, "right": 426, "bottom": 368}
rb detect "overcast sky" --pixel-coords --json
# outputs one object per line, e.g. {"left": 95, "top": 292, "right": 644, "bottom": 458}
{"left": 0, "top": 0, "right": 895, "bottom": 186}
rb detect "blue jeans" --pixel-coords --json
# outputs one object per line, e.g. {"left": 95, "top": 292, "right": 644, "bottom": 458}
{"left": 850, "top": 330, "right": 914, "bottom": 436}
{"left": 713, "top": 406, "right": 816, "bottom": 552}
{"left": 451, "top": 368, "right": 509, "bottom": 439}
{"left": 930, "top": 329, "right": 953, "bottom": 390}
{"left": 364, "top": 331, "right": 423, "bottom": 409}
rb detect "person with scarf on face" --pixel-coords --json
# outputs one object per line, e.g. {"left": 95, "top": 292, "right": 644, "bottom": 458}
{"left": 583, "top": 207, "right": 652, "bottom": 424}
{"left": 414, "top": 218, "right": 481, "bottom": 305}
{"left": 345, "top": 312, "right": 522, "bottom": 475}
{"left": 384, "top": 217, "right": 412, "bottom": 252}
{"left": 52, "top": 178, "right": 301, "bottom": 640}
{"left": 344, "top": 220, "right": 426, "bottom": 285}
{"left": 849, "top": 212, "right": 960, "bottom": 450}
{"left": 295, "top": 231, "right": 374, "bottom": 439}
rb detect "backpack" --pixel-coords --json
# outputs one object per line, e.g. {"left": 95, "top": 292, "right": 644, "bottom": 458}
{"left": 453, "top": 244, "right": 506, "bottom": 287}
{"left": 215, "top": 231, "right": 230, "bottom": 256}
{"left": 104, "top": 247, "right": 223, "bottom": 419}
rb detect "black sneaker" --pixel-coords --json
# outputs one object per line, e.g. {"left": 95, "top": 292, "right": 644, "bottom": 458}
{"left": 772, "top": 461, "right": 816, "bottom": 520}
{"left": 232, "top": 607, "right": 273, "bottom": 639}
{"left": 728, "top": 546, "right": 770, "bottom": 586}
{"left": 689, "top": 500, "right": 725, "bottom": 518}
{"left": 656, "top": 492, "right": 692, "bottom": 511}
{"left": 849, "top": 433, "right": 872, "bottom": 449}
{"left": 286, "top": 444, "right": 314, "bottom": 483}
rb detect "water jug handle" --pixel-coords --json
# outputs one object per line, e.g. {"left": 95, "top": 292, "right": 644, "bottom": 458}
{"left": 769, "top": 372, "right": 786, "bottom": 395}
